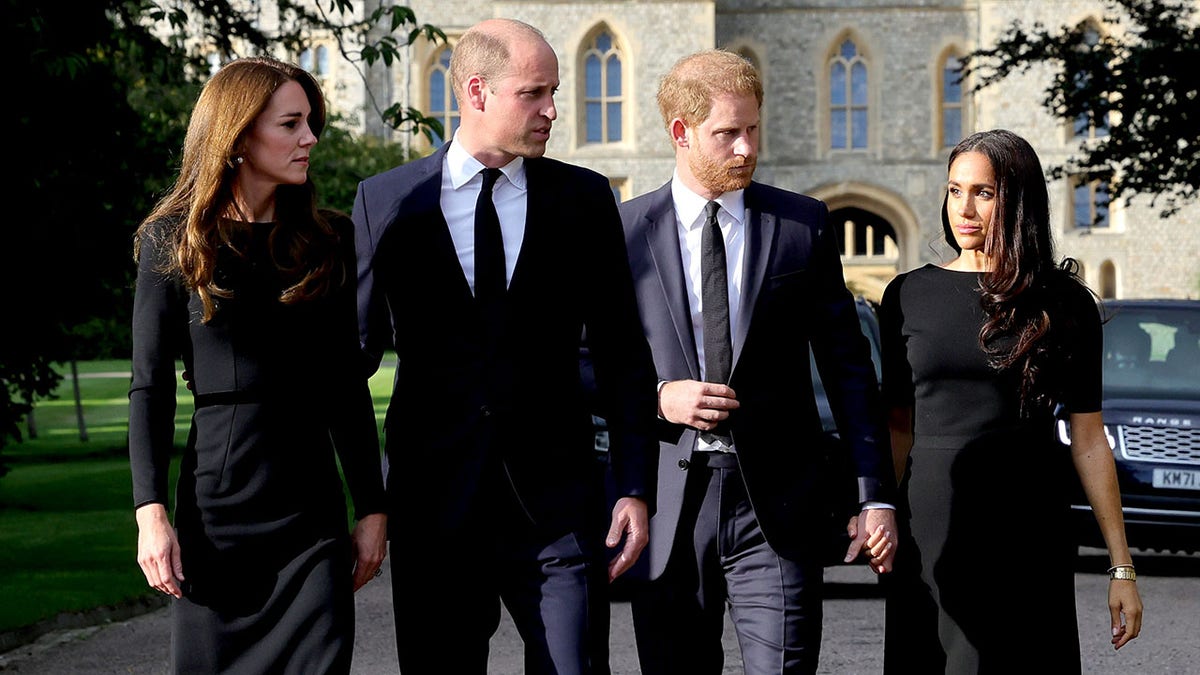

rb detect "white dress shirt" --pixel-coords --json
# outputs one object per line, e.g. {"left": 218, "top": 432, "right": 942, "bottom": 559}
{"left": 668, "top": 174, "right": 895, "bottom": 511}
{"left": 670, "top": 173, "right": 746, "bottom": 380}
{"left": 670, "top": 174, "right": 746, "bottom": 452}
{"left": 441, "top": 136, "right": 527, "bottom": 294}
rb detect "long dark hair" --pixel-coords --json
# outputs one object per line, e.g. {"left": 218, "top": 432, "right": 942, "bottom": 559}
{"left": 942, "top": 129, "right": 1085, "bottom": 414}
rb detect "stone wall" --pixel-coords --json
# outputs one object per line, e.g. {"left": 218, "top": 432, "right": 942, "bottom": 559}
{"left": 275, "top": 0, "right": 1198, "bottom": 299}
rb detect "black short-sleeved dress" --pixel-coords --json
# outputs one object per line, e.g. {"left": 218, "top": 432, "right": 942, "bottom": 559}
{"left": 128, "top": 217, "right": 385, "bottom": 674}
{"left": 878, "top": 264, "right": 1101, "bottom": 674}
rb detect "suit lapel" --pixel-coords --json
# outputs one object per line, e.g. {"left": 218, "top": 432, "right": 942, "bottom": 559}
{"left": 406, "top": 146, "right": 474, "bottom": 303}
{"left": 642, "top": 186, "right": 701, "bottom": 380}
{"left": 734, "top": 182, "right": 775, "bottom": 368}
{"left": 509, "top": 158, "right": 546, "bottom": 297}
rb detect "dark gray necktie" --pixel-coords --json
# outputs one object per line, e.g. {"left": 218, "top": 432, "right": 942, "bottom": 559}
{"left": 475, "top": 167, "right": 505, "bottom": 303}
{"left": 700, "top": 200, "right": 733, "bottom": 445}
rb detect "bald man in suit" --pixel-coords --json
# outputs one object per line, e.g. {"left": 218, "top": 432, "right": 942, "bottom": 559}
{"left": 352, "top": 19, "right": 658, "bottom": 675}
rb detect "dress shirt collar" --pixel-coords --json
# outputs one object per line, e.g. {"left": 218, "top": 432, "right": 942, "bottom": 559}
{"left": 670, "top": 171, "right": 745, "bottom": 229}
{"left": 446, "top": 135, "right": 527, "bottom": 191}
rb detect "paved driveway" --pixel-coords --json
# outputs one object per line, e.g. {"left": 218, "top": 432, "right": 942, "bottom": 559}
{"left": 2, "top": 549, "right": 1196, "bottom": 674}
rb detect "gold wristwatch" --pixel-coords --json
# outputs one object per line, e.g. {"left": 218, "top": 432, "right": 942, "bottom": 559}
{"left": 1110, "top": 566, "right": 1136, "bottom": 581}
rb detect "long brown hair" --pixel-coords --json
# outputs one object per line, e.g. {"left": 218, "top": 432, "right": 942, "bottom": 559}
{"left": 941, "top": 129, "right": 1087, "bottom": 414}
{"left": 135, "top": 56, "right": 338, "bottom": 322}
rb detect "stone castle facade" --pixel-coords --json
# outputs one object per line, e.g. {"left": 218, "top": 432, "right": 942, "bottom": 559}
{"left": 295, "top": 0, "right": 1199, "bottom": 301}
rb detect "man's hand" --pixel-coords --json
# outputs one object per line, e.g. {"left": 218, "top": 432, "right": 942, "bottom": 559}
{"left": 658, "top": 379, "right": 738, "bottom": 430}
{"left": 605, "top": 496, "right": 649, "bottom": 582}
{"left": 845, "top": 508, "right": 898, "bottom": 573}
{"left": 350, "top": 512, "right": 388, "bottom": 592}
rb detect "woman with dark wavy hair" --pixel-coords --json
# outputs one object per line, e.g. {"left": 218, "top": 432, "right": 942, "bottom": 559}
{"left": 128, "top": 56, "right": 386, "bottom": 673}
{"left": 877, "top": 129, "right": 1142, "bottom": 672}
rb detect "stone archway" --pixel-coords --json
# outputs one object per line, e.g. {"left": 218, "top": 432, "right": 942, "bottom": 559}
{"left": 808, "top": 182, "right": 921, "bottom": 304}
{"left": 827, "top": 206, "right": 897, "bottom": 302}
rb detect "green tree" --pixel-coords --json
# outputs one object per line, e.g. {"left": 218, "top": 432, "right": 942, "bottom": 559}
{"left": 151, "top": 0, "right": 445, "bottom": 140}
{"left": 5, "top": 2, "right": 192, "bottom": 475}
{"left": 964, "top": 0, "right": 1200, "bottom": 216}
{"left": 313, "top": 118, "right": 419, "bottom": 215}
{"left": 2, "top": 0, "right": 441, "bottom": 473}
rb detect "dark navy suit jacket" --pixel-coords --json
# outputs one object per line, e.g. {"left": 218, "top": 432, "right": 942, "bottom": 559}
{"left": 619, "top": 180, "right": 894, "bottom": 576}
{"left": 352, "top": 144, "right": 658, "bottom": 537}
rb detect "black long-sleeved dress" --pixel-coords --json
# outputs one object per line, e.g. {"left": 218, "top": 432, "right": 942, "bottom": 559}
{"left": 878, "top": 264, "right": 1101, "bottom": 674}
{"left": 128, "top": 216, "right": 385, "bottom": 674}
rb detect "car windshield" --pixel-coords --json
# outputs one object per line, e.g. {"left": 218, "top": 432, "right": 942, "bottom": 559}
{"left": 1103, "top": 304, "right": 1200, "bottom": 401}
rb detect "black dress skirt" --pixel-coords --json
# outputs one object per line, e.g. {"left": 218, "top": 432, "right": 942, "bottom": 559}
{"left": 129, "top": 218, "right": 384, "bottom": 674}
{"left": 878, "top": 265, "right": 1101, "bottom": 674}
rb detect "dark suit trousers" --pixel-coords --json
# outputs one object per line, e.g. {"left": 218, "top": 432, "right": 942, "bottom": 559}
{"left": 389, "top": 457, "right": 611, "bottom": 675}
{"left": 631, "top": 452, "right": 823, "bottom": 675}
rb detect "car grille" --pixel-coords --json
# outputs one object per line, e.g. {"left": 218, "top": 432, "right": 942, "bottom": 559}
{"left": 1119, "top": 425, "right": 1200, "bottom": 465}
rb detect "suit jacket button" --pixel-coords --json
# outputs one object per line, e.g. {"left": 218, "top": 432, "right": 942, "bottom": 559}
{"left": 481, "top": 405, "right": 492, "bottom": 417}
{"left": 677, "top": 458, "right": 689, "bottom": 470}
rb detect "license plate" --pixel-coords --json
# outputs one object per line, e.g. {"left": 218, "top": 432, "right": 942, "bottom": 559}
{"left": 1153, "top": 469, "right": 1200, "bottom": 490}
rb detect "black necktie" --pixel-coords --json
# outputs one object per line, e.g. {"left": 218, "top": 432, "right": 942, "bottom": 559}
{"left": 475, "top": 168, "right": 505, "bottom": 303}
{"left": 701, "top": 201, "right": 732, "bottom": 384}
{"left": 700, "top": 200, "right": 733, "bottom": 446}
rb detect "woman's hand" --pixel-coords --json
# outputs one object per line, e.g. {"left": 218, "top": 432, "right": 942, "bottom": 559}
{"left": 135, "top": 503, "right": 184, "bottom": 598}
{"left": 845, "top": 509, "right": 897, "bottom": 573}
{"left": 1108, "top": 577, "right": 1143, "bottom": 649}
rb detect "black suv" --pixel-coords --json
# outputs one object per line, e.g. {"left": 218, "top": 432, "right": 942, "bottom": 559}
{"left": 1065, "top": 298, "right": 1200, "bottom": 554}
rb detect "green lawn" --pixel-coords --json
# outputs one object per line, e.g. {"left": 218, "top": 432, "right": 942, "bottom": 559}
{"left": 0, "top": 357, "right": 396, "bottom": 635}
{"left": 0, "top": 459, "right": 169, "bottom": 631}
{"left": 11, "top": 363, "right": 190, "bottom": 461}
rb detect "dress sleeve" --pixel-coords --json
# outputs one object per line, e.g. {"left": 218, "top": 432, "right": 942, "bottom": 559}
{"left": 128, "top": 221, "right": 189, "bottom": 510}
{"left": 325, "top": 213, "right": 387, "bottom": 520}
{"left": 879, "top": 273, "right": 915, "bottom": 409}
{"left": 1061, "top": 281, "right": 1103, "bottom": 414}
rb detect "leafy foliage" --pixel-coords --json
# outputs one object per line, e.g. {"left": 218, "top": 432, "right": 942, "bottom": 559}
{"left": 964, "top": 0, "right": 1200, "bottom": 216}
{"left": 2, "top": 0, "right": 441, "bottom": 467}
{"left": 6, "top": 2, "right": 193, "bottom": 465}
{"left": 314, "top": 118, "right": 419, "bottom": 215}
{"left": 168, "top": 0, "right": 446, "bottom": 141}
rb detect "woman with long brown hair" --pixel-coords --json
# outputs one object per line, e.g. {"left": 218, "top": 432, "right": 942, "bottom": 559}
{"left": 878, "top": 129, "right": 1142, "bottom": 672}
{"left": 129, "top": 56, "right": 386, "bottom": 673}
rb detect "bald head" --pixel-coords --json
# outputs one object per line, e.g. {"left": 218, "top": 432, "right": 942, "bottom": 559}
{"left": 450, "top": 18, "right": 559, "bottom": 166}
{"left": 449, "top": 18, "right": 549, "bottom": 102}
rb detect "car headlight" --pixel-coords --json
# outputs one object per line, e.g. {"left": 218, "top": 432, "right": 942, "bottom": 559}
{"left": 1055, "top": 419, "right": 1117, "bottom": 450}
